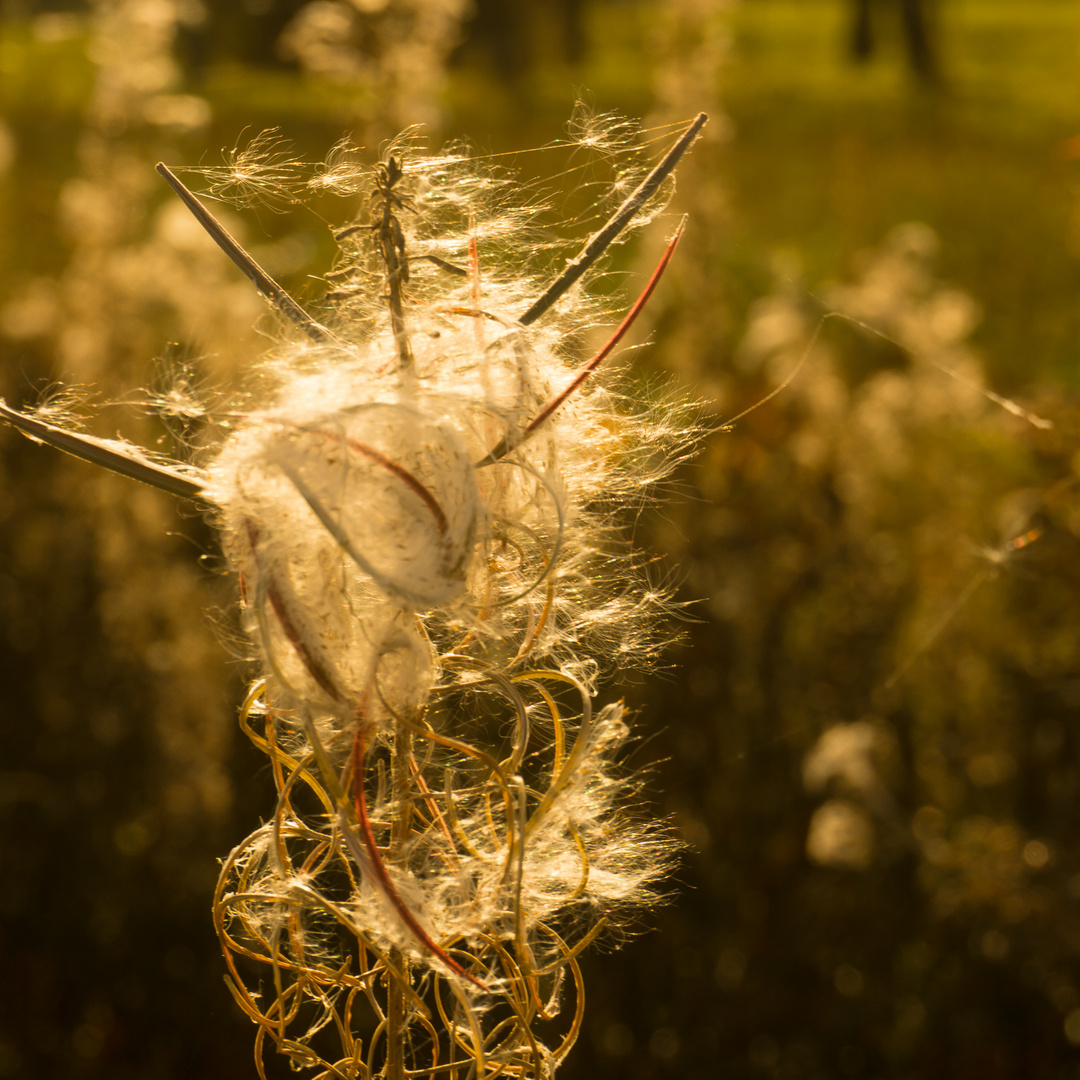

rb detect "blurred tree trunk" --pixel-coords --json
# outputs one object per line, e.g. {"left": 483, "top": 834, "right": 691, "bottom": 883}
{"left": 460, "top": 0, "right": 588, "bottom": 83}
{"left": 850, "top": 0, "right": 943, "bottom": 88}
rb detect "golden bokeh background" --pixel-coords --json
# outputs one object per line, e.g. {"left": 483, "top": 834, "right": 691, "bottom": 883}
{"left": 2, "top": 2, "right": 1080, "bottom": 1078}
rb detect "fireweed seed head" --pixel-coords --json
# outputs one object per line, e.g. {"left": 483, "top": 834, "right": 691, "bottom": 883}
{"left": 2, "top": 112, "right": 708, "bottom": 1077}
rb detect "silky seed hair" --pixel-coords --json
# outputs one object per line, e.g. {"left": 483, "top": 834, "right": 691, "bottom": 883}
{"left": 0, "top": 111, "right": 707, "bottom": 1079}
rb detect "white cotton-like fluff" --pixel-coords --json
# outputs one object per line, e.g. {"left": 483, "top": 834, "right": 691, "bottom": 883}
{"left": 211, "top": 378, "right": 479, "bottom": 610}
{"left": 205, "top": 294, "right": 641, "bottom": 719}
{"left": 205, "top": 331, "right": 568, "bottom": 714}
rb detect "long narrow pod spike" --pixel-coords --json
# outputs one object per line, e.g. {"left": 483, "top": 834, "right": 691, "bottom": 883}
{"left": 480, "top": 216, "right": 687, "bottom": 465}
{"left": 156, "top": 163, "right": 332, "bottom": 343}
{"left": 0, "top": 399, "right": 206, "bottom": 499}
{"left": 517, "top": 112, "right": 707, "bottom": 327}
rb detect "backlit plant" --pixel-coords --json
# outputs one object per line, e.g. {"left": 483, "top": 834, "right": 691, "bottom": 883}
{"left": 0, "top": 113, "right": 706, "bottom": 1078}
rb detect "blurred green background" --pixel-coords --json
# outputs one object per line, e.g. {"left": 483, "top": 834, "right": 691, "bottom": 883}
{"left": 3, "top": 1, "right": 1080, "bottom": 1078}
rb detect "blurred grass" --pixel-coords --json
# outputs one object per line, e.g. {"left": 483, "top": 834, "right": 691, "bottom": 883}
{"left": 721, "top": 0, "right": 1080, "bottom": 392}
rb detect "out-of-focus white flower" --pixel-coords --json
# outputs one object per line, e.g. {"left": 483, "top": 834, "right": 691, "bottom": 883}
{"left": 807, "top": 799, "right": 874, "bottom": 870}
